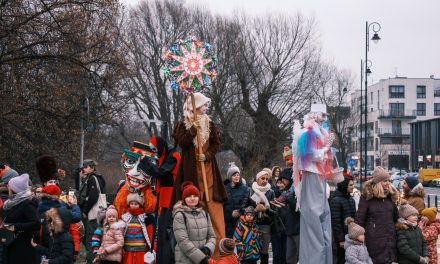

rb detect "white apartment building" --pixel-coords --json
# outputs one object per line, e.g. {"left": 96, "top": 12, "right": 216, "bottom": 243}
{"left": 349, "top": 76, "right": 440, "bottom": 170}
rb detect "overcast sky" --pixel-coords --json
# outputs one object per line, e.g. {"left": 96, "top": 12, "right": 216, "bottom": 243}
{"left": 121, "top": 0, "right": 440, "bottom": 88}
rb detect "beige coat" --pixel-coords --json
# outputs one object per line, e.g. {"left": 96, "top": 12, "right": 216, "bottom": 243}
{"left": 173, "top": 202, "right": 216, "bottom": 264}
{"left": 99, "top": 220, "right": 125, "bottom": 262}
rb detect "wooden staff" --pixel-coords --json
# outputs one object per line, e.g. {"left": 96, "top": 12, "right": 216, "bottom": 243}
{"left": 191, "top": 93, "right": 210, "bottom": 202}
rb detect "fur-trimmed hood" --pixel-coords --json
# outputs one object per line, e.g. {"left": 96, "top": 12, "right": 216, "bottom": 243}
{"left": 46, "top": 207, "right": 71, "bottom": 235}
{"left": 172, "top": 200, "right": 204, "bottom": 217}
{"left": 361, "top": 179, "right": 400, "bottom": 203}
{"left": 395, "top": 222, "right": 417, "bottom": 231}
{"left": 403, "top": 187, "right": 426, "bottom": 199}
{"left": 104, "top": 220, "right": 126, "bottom": 230}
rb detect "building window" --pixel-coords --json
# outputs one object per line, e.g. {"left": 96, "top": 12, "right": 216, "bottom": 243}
{"left": 417, "top": 86, "right": 426, "bottom": 98}
{"left": 435, "top": 104, "right": 440, "bottom": 116}
{"left": 392, "top": 120, "right": 402, "bottom": 134}
{"left": 390, "top": 103, "right": 404, "bottom": 116}
{"left": 435, "top": 88, "right": 440, "bottom": 97}
{"left": 417, "top": 103, "right": 426, "bottom": 116}
{"left": 389, "top": 85, "right": 405, "bottom": 98}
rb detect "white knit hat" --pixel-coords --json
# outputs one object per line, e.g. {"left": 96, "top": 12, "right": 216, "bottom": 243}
{"left": 226, "top": 162, "right": 240, "bottom": 178}
{"left": 255, "top": 170, "right": 269, "bottom": 181}
{"left": 184, "top": 92, "right": 211, "bottom": 112}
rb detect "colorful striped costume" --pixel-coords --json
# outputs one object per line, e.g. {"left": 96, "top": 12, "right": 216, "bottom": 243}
{"left": 233, "top": 216, "right": 261, "bottom": 261}
{"left": 124, "top": 217, "right": 147, "bottom": 252}
{"left": 121, "top": 211, "right": 151, "bottom": 264}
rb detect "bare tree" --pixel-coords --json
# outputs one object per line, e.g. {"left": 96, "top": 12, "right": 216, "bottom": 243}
{"left": 0, "top": 0, "right": 127, "bottom": 180}
{"left": 313, "top": 65, "right": 355, "bottom": 169}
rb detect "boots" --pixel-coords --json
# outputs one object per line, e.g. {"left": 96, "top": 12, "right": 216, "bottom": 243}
{"left": 260, "top": 253, "right": 269, "bottom": 264}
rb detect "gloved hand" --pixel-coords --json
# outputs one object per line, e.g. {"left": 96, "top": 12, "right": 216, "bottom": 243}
{"left": 232, "top": 209, "right": 240, "bottom": 218}
{"left": 196, "top": 154, "right": 206, "bottom": 162}
{"left": 419, "top": 256, "right": 428, "bottom": 264}
{"left": 200, "top": 246, "right": 211, "bottom": 257}
{"left": 200, "top": 256, "right": 209, "bottom": 264}
{"left": 145, "top": 214, "right": 155, "bottom": 225}
{"left": 138, "top": 156, "right": 154, "bottom": 174}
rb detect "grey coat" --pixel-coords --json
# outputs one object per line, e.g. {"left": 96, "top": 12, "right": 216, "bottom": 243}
{"left": 344, "top": 235, "right": 373, "bottom": 264}
{"left": 173, "top": 202, "right": 216, "bottom": 264}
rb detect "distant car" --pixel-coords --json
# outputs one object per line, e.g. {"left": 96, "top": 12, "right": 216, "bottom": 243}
{"left": 431, "top": 178, "right": 440, "bottom": 187}
{"left": 390, "top": 172, "right": 407, "bottom": 181}
{"left": 392, "top": 179, "right": 403, "bottom": 192}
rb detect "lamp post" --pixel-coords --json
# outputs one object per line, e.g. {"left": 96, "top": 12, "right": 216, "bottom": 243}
{"left": 364, "top": 21, "right": 381, "bottom": 182}
{"left": 79, "top": 97, "right": 89, "bottom": 168}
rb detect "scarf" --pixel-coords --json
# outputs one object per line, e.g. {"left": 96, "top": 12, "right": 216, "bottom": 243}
{"left": 3, "top": 190, "right": 32, "bottom": 211}
{"left": 404, "top": 218, "right": 418, "bottom": 227}
{"left": 127, "top": 207, "right": 145, "bottom": 216}
{"left": 184, "top": 114, "right": 211, "bottom": 148}
{"left": 251, "top": 182, "right": 271, "bottom": 207}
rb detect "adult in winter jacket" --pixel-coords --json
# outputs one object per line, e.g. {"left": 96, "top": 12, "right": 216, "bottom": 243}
{"left": 1, "top": 173, "right": 40, "bottom": 264}
{"left": 223, "top": 162, "right": 250, "bottom": 238}
{"left": 77, "top": 159, "right": 106, "bottom": 264}
{"left": 171, "top": 93, "right": 227, "bottom": 259}
{"left": 396, "top": 203, "right": 430, "bottom": 264}
{"left": 240, "top": 170, "right": 275, "bottom": 264}
{"left": 173, "top": 182, "right": 216, "bottom": 264}
{"left": 355, "top": 166, "right": 399, "bottom": 264}
{"left": 419, "top": 208, "right": 440, "bottom": 264}
{"left": 33, "top": 207, "right": 74, "bottom": 264}
{"left": 329, "top": 177, "right": 356, "bottom": 264}
{"left": 37, "top": 185, "right": 81, "bottom": 259}
{"left": 402, "top": 176, "right": 426, "bottom": 213}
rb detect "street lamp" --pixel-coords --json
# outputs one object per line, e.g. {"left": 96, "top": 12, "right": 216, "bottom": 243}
{"left": 363, "top": 21, "right": 381, "bottom": 182}
{"left": 79, "top": 97, "right": 89, "bottom": 168}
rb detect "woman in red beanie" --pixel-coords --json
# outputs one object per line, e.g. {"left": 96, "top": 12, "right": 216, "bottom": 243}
{"left": 173, "top": 181, "right": 216, "bottom": 264}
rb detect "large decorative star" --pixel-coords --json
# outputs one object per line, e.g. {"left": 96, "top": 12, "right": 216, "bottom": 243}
{"left": 170, "top": 42, "right": 212, "bottom": 88}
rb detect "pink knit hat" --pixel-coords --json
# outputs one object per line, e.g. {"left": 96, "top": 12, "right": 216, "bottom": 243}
{"left": 105, "top": 205, "right": 118, "bottom": 219}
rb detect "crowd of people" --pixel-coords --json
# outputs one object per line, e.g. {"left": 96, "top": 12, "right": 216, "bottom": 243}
{"left": 0, "top": 93, "right": 439, "bottom": 264}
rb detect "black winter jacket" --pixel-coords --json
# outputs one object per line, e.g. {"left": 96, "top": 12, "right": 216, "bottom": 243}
{"left": 241, "top": 187, "right": 276, "bottom": 225}
{"left": 330, "top": 190, "right": 356, "bottom": 242}
{"left": 36, "top": 207, "right": 74, "bottom": 264}
{"left": 1, "top": 198, "right": 40, "bottom": 264}
{"left": 278, "top": 188, "right": 300, "bottom": 236}
{"left": 77, "top": 173, "right": 106, "bottom": 215}
{"left": 223, "top": 179, "right": 250, "bottom": 238}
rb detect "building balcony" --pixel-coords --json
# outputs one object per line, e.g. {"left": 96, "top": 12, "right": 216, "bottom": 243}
{"left": 378, "top": 109, "right": 416, "bottom": 119}
{"left": 377, "top": 128, "right": 410, "bottom": 137}
{"left": 357, "top": 130, "right": 374, "bottom": 138}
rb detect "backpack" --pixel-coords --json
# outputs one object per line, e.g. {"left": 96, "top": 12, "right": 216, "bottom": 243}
{"left": 167, "top": 211, "right": 209, "bottom": 253}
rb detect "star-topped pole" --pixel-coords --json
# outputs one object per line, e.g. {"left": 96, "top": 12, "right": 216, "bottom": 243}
{"left": 163, "top": 36, "right": 218, "bottom": 202}
{"left": 163, "top": 36, "right": 217, "bottom": 94}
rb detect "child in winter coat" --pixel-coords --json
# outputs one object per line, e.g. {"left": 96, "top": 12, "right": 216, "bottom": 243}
{"left": 173, "top": 182, "right": 216, "bottom": 264}
{"left": 419, "top": 207, "right": 440, "bottom": 264}
{"left": 31, "top": 207, "right": 74, "bottom": 264}
{"left": 234, "top": 206, "right": 261, "bottom": 264}
{"left": 240, "top": 170, "right": 275, "bottom": 263}
{"left": 344, "top": 217, "right": 372, "bottom": 264}
{"left": 93, "top": 205, "right": 125, "bottom": 264}
{"left": 396, "top": 203, "right": 430, "bottom": 264}
{"left": 122, "top": 193, "right": 155, "bottom": 264}
{"left": 208, "top": 238, "right": 238, "bottom": 264}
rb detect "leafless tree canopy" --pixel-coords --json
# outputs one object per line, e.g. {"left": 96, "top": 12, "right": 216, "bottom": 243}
{"left": 1, "top": 0, "right": 354, "bottom": 182}
{"left": 0, "top": 0, "right": 127, "bottom": 182}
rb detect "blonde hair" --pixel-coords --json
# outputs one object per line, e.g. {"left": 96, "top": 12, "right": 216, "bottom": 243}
{"left": 370, "top": 180, "right": 398, "bottom": 199}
